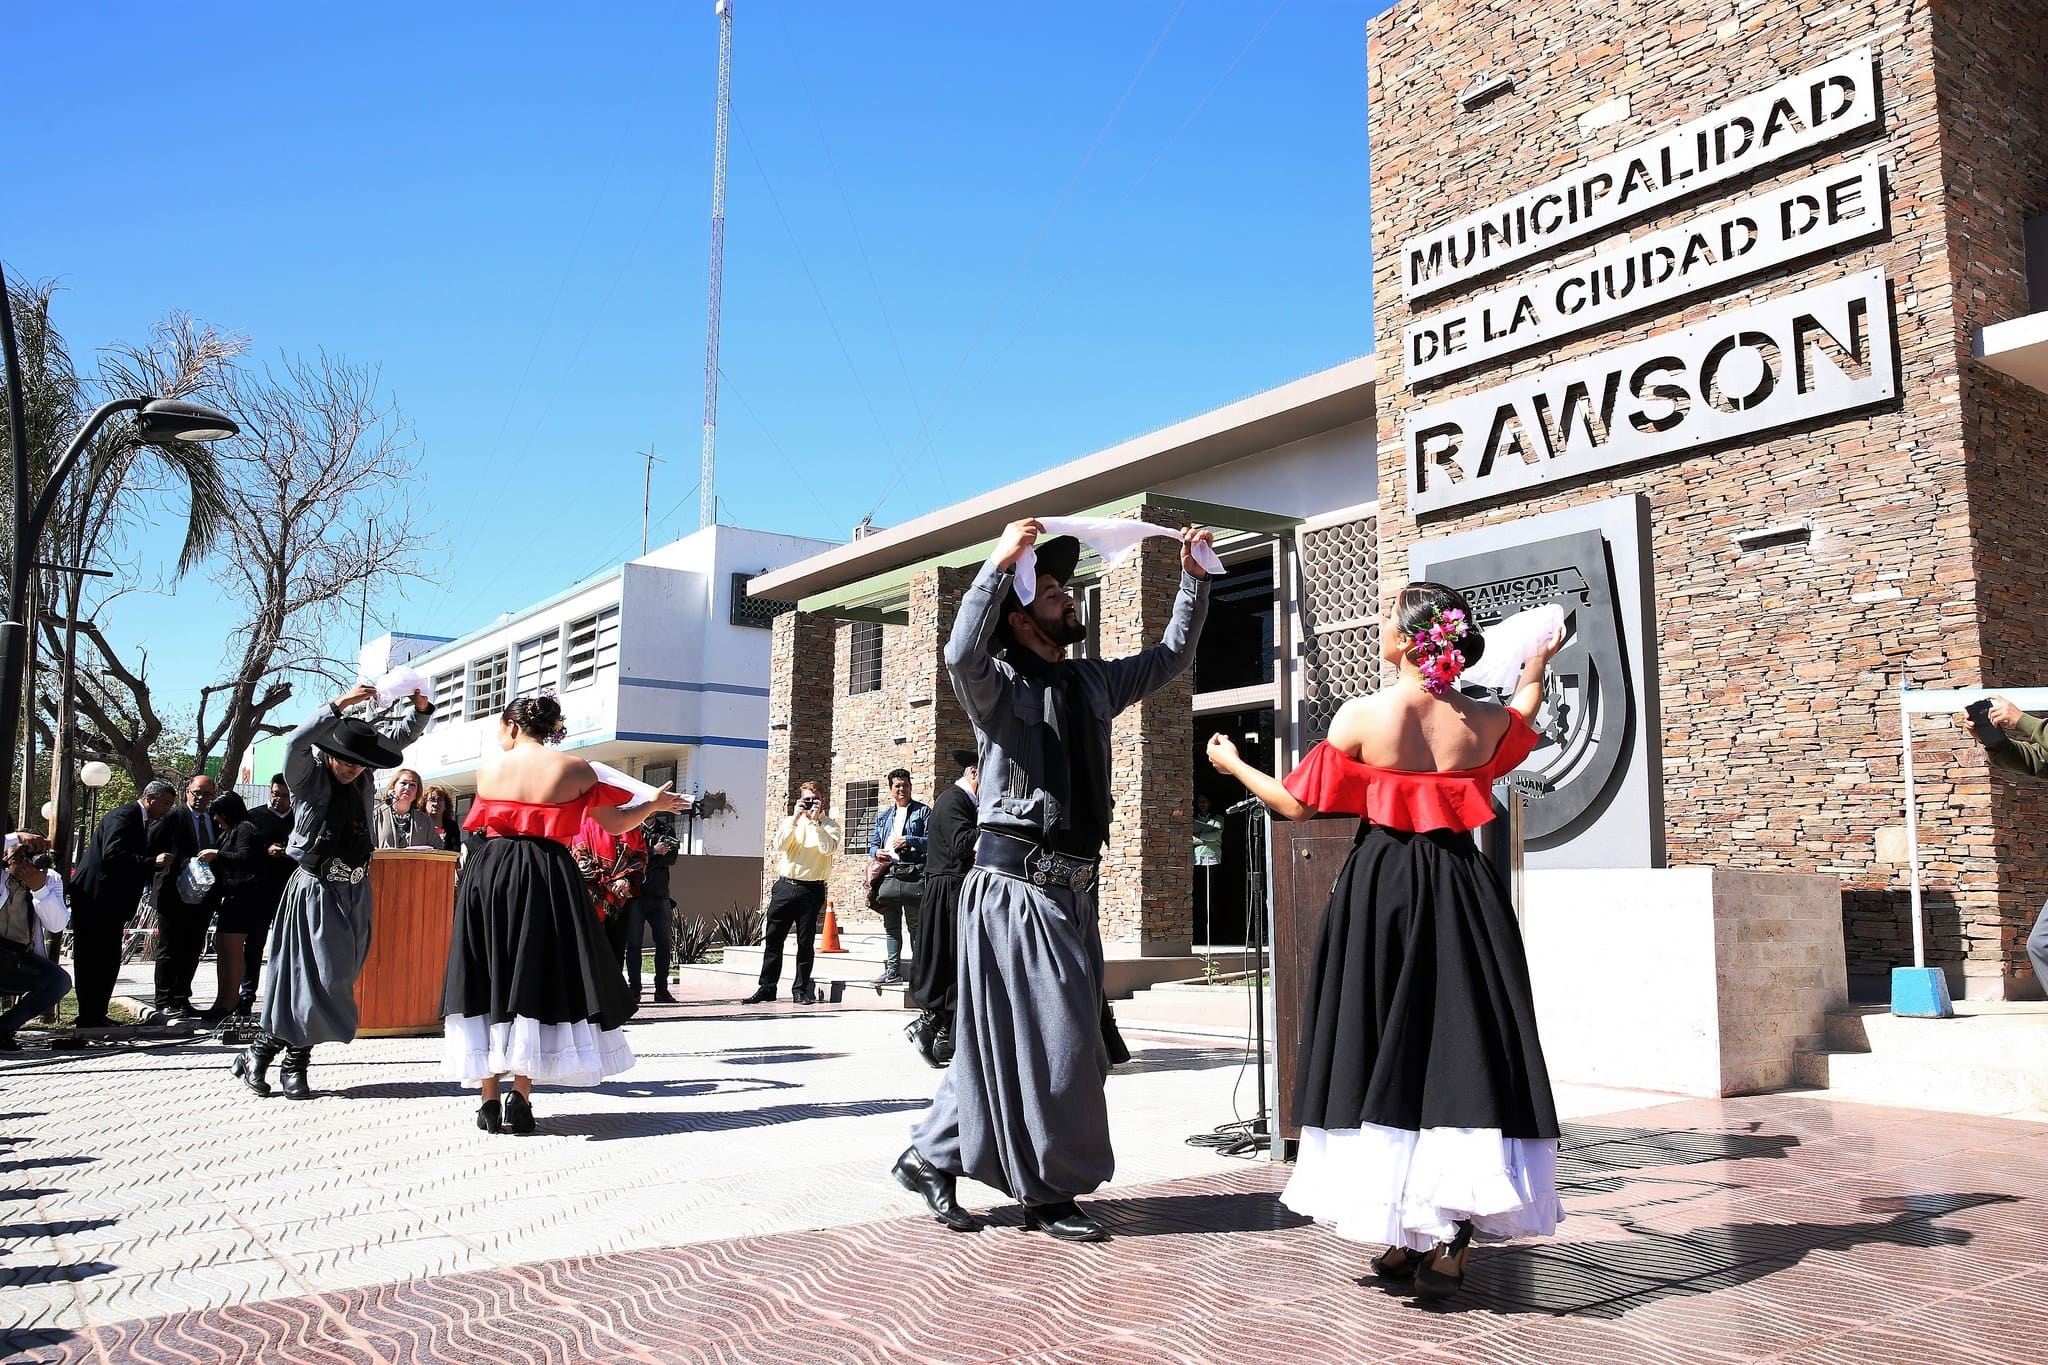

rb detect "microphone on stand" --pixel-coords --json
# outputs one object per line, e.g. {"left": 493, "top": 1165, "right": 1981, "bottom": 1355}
{"left": 1226, "top": 795, "right": 1265, "bottom": 815}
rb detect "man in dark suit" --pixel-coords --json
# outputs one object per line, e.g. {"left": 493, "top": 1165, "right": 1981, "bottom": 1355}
{"left": 70, "top": 779, "right": 180, "bottom": 1027}
{"left": 234, "top": 773, "right": 297, "bottom": 1013}
{"left": 908, "top": 750, "right": 979, "bottom": 1068}
{"left": 153, "top": 773, "right": 225, "bottom": 1018}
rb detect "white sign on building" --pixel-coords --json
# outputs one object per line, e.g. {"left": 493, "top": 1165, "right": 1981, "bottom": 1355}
{"left": 1405, "top": 157, "right": 1889, "bottom": 382}
{"left": 1401, "top": 48, "right": 1879, "bottom": 301}
{"left": 1405, "top": 268, "right": 1898, "bottom": 514}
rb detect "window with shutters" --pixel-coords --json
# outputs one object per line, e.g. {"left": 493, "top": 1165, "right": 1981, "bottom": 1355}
{"left": 514, "top": 631, "right": 559, "bottom": 696}
{"left": 565, "top": 606, "right": 621, "bottom": 690}
{"left": 429, "top": 669, "right": 464, "bottom": 729}
{"left": 467, "top": 650, "right": 509, "bottom": 720}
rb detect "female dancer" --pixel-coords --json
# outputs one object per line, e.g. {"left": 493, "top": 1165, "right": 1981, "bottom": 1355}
{"left": 441, "top": 695, "right": 685, "bottom": 1134}
{"left": 233, "top": 684, "right": 433, "bottom": 1098}
{"left": 1207, "top": 582, "right": 1562, "bottom": 1300}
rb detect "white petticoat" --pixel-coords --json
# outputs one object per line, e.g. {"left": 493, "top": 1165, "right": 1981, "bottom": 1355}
{"left": 441, "top": 1014, "right": 634, "bottom": 1088}
{"left": 1283, "top": 1122, "right": 1562, "bottom": 1251}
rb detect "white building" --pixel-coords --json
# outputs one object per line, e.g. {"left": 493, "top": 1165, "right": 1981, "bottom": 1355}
{"left": 372, "top": 523, "right": 834, "bottom": 914}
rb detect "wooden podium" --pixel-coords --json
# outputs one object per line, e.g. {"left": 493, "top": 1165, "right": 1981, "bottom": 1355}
{"left": 357, "top": 849, "right": 458, "bottom": 1037}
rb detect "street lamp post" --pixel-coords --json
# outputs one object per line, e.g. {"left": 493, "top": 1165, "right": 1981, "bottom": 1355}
{"left": 77, "top": 759, "right": 112, "bottom": 869}
{"left": 0, "top": 259, "right": 239, "bottom": 820}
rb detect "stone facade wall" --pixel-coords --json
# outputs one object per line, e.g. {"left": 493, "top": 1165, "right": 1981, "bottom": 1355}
{"left": 1096, "top": 507, "right": 1199, "bottom": 951}
{"left": 1932, "top": 0, "right": 2048, "bottom": 994}
{"left": 1368, "top": 0, "right": 2046, "bottom": 994}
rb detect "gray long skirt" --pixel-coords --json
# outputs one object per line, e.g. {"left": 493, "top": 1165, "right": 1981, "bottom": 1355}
{"left": 910, "top": 867, "right": 1111, "bottom": 1205}
{"left": 258, "top": 866, "right": 373, "bottom": 1049}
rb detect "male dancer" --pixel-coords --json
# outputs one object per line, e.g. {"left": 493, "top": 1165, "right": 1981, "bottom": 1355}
{"left": 893, "top": 517, "right": 1212, "bottom": 1242}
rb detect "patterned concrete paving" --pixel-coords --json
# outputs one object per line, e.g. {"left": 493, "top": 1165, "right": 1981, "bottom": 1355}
{"left": 6, "top": 968, "right": 2042, "bottom": 1362}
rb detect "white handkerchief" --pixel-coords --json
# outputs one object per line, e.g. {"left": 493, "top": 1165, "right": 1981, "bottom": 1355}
{"left": 588, "top": 761, "right": 664, "bottom": 811}
{"left": 1012, "top": 516, "right": 1226, "bottom": 603}
{"left": 1460, "top": 604, "right": 1566, "bottom": 693}
{"left": 374, "top": 665, "right": 431, "bottom": 707}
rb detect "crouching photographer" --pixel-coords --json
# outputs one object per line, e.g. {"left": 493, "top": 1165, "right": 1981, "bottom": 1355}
{"left": 0, "top": 833, "right": 71, "bottom": 1050}
{"left": 1959, "top": 695, "right": 2048, "bottom": 993}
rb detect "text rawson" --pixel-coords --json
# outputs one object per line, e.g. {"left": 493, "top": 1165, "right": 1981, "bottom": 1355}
{"left": 1404, "top": 269, "right": 1897, "bottom": 515}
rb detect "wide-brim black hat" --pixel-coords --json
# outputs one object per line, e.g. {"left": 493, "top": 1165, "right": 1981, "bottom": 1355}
{"left": 950, "top": 748, "right": 979, "bottom": 772}
{"left": 308, "top": 712, "right": 408, "bottom": 771}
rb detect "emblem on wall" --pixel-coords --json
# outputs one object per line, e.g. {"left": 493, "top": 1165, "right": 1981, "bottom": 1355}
{"left": 1425, "top": 530, "right": 1632, "bottom": 845}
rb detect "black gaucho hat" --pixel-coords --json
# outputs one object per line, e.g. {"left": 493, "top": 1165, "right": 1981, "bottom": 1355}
{"left": 308, "top": 711, "right": 408, "bottom": 771}
{"left": 993, "top": 534, "right": 1082, "bottom": 651}
{"left": 950, "top": 748, "right": 979, "bottom": 773}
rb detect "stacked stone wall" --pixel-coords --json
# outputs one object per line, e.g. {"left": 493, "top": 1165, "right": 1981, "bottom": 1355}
{"left": 1367, "top": 0, "right": 2044, "bottom": 992}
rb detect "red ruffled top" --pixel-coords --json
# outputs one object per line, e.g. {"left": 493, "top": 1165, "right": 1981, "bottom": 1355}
{"left": 463, "top": 782, "right": 633, "bottom": 845}
{"left": 1283, "top": 714, "right": 1540, "bottom": 834}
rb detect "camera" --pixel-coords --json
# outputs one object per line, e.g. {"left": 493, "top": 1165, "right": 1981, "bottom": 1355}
{"left": 646, "top": 813, "right": 677, "bottom": 844}
{"left": 798, "top": 795, "right": 820, "bottom": 811}
{"left": 28, "top": 851, "right": 53, "bottom": 871}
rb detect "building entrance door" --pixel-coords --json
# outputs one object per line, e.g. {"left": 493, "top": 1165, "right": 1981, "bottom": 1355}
{"left": 1189, "top": 705, "right": 1277, "bottom": 947}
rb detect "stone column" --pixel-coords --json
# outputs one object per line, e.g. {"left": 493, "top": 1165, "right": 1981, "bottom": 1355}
{"left": 1095, "top": 505, "right": 1197, "bottom": 954}
{"left": 761, "top": 609, "right": 835, "bottom": 910}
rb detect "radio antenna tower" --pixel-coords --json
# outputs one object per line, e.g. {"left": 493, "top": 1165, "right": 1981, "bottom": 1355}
{"left": 699, "top": 0, "right": 734, "bottom": 531}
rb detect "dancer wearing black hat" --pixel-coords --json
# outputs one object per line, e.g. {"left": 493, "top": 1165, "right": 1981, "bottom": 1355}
{"left": 905, "top": 747, "right": 979, "bottom": 1067}
{"left": 893, "top": 517, "right": 1212, "bottom": 1242}
{"left": 232, "top": 684, "right": 433, "bottom": 1099}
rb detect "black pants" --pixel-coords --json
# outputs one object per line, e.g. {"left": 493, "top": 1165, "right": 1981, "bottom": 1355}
{"left": 757, "top": 878, "right": 826, "bottom": 994}
{"left": 153, "top": 897, "right": 214, "bottom": 1009}
{"left": 71, "top": 912, "right": 127, "bottom": 1024}
{"left": 622, "top": 897, "right": 673, "bottom": 994}
{"left": 240, "top": 912, "right": 275, "bottom": 1009}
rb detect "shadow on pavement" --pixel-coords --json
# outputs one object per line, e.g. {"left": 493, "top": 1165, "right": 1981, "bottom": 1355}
{"left": 1413, "top": 1191, "right": 2017, "bottom": 1320}
{"left": 540, "top": 1097, "right": 929, "bottom": 1140}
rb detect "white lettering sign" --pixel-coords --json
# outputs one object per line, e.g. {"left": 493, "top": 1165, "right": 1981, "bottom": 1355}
{"left": 1401, "top": 49, "right": 1879, "bottom": 301}
{"left": 1405, "top": 269, "right": 1896, "bottom": 515}
{"left": 1406, "top": 157, "right": 1888, "bottom": 382}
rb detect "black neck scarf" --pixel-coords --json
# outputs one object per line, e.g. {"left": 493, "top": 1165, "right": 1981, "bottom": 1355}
{"left": 1006, "top": 646, "right": 1111, "bottom": 858}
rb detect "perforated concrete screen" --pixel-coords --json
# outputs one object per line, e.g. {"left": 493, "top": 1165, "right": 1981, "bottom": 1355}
{"left": 1297, "top": 510, "right": 1382, "bottom": 743}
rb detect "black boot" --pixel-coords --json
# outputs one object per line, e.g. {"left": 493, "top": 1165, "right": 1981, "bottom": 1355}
{"left": 503, "top": 1089, "right": 535, "bottom": 1134}
{"left": 906, "top": 1010, "right": 943, "bottom": 1069}
{"left": 476, "top": 1095, "right": 503, "bottom": 1134}
{"left": 279, "top": 1046, "right": 314, "bottom": 1100}
{"left": 931, "top": 1016, "right": 955, "bottom": 1067}
{"left": 231, "top": 1034, "right": 283, "bottom": 1097}
{"left": 892, "top": 1146, "right": 977, "bottom": 1231}
{"left": 1023, "top": 1199, "right": 1109, "bottom": 1243}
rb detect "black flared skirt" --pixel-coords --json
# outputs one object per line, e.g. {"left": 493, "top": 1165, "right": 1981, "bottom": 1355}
{"left": 1293, "top": 823, "right": 1558, "bottom": 1140}
{"left": 441, "top": 834, "right": 635, "bottom": 1031}
{"left": 909, "top": 871, "right": 966, "bottom": 1012}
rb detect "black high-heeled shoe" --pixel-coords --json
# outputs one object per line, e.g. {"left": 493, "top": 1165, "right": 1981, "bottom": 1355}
{"left": 476, "top": 1097, "right": 503, "bottom": 1134}
{"left": 1371, "top": 1244, "right": 1421, "bottom": 1279}
{"left": 503, "top": 1090, "right": 535, "bottom": 1134}
{"left": 1414, "top": 1220, "right": 1474, "bottom": 1300}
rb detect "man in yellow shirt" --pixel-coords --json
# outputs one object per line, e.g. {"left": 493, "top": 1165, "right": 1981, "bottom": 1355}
{"left": 747, "top": 781, "right": 841, "bottom": 1005}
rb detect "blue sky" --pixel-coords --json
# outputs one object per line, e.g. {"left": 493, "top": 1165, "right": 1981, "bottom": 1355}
{"left": 6, "top": 0, "right": 1386, "bottom": 715}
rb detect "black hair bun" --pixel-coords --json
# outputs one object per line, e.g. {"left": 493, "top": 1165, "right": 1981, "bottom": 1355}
{"left": 504, "top": 694, "right": 565, "bottom": 740}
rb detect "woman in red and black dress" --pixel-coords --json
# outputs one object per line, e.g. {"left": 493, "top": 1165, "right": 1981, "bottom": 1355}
{"left": 441, "top": 695, "right": 685, "bottom": 1134}
{"left": 1207, "top": 582, "right": 1564, "bottom": 1300}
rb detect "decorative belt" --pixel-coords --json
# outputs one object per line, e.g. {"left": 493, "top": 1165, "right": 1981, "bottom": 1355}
{"left": 974, "top": 830, "right": 1098, "bottom": 893}
{"left": 321, "top": 860, "right": 369, "bottom": 886}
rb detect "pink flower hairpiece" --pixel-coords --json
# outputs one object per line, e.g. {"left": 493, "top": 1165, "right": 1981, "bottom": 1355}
{"left": 1413, "top": 606, "right": 1470, "bottom": 697}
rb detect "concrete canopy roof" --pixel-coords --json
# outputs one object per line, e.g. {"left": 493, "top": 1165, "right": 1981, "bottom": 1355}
{"left": 746, "top": 355, "right": 1376, "bottom": 606}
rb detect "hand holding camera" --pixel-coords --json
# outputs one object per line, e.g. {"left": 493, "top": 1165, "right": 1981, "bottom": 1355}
{"left": 1959, "top": 697, "right": 2021, "bottom": 746}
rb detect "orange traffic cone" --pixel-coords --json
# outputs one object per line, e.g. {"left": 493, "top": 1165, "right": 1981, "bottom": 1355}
{"left": 818, "top": 900, "right": 848, "bottom": 954}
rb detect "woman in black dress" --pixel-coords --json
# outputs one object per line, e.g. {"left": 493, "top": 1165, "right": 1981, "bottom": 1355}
{"left": 1208, "top": 582, "right": 1563, "bottom": 1300}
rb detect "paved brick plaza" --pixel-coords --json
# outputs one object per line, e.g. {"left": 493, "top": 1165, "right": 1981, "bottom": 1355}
{"left": 4, "top": 971, "right": 2044, "bottom": 1364}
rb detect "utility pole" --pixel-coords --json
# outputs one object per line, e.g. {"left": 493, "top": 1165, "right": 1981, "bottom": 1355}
{"left": 699, "top": 0, "right": 734, "bottom": 532}
{"left": 640, "top": 444, "right": 663, "bottom": 554}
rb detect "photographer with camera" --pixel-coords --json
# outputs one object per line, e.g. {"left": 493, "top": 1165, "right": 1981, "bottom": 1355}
{"left": 1960, "top": 695, "right": 2048, "bottom": 992}
{"left": 746, "top": 781, "right": 840, "bottom": 1005}
{"left": 0, "top": 833, "right": 70, "bottom": 1050}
